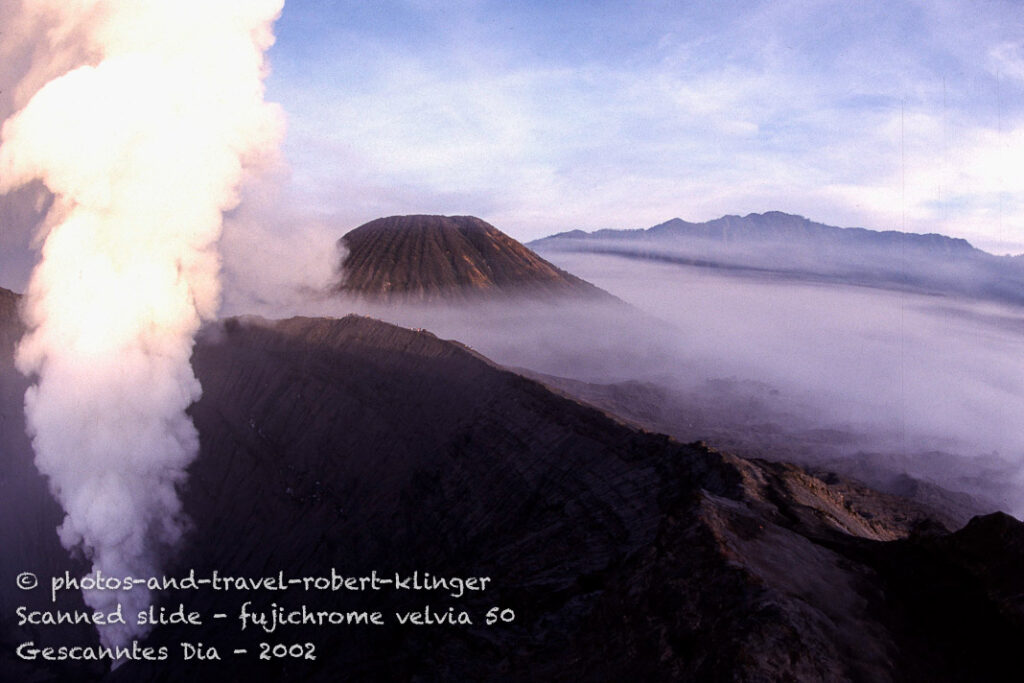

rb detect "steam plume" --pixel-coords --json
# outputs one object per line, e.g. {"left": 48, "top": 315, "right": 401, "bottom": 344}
{"left": 0, "top": 0, "right": 285, "bottom": 649}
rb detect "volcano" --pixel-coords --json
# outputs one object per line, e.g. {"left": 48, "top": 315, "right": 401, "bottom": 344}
{"left": 336, "top": 215, "right": 611, "bottom": 302}
{"left": 2, "top": 293, "right": 1024, "bottom": 681}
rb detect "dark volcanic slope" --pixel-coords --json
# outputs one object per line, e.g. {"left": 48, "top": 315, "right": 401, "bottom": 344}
{"left": 4, "top": 307, "right": 1024, "bottom": 681}
{"left": 338, "top": 215, "right": 610, "bottom": 302}
{"left": 116, "top": 316, "right": 1024, "bottom": 681}
{"left": 520, "top": 371, "right": 999, "bottom": 526}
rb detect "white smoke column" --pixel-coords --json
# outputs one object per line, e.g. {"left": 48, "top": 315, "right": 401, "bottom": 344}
{"left": 0, "top": 0, "right": 285, "bottom": 650}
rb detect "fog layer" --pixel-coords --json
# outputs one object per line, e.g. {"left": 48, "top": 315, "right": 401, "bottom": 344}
{"left": 235, "top": 243, "right": 1024, "bottom": 518}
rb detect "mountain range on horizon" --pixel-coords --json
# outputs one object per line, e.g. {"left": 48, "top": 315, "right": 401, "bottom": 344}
{"left": 325, "top": 209, "right": 1024, "bottom": 309}
{"left": 534, "top": 211, "right": 1013, "bottom": 257}
{"left": 531, "top": 211, "right": 1024, "bottom": 306}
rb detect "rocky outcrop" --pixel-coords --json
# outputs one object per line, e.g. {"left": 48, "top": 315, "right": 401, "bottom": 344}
{"left": 524, "top": 371, "right": 997, "bottom": 527}
{"left": 0, "top": 288, "right": 20, "bottom": 361}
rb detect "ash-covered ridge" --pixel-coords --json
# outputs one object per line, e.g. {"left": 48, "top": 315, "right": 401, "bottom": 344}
{"left": 4, "top": 295, "right": 1024, "bottom": 681}
{"left": 537, "top": 211, "right": 978, "bottom": 253}
{"left": 337, "top": 215, "right": 611, "bottom": 302}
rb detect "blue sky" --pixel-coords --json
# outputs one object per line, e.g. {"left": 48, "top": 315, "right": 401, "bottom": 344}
{"left": 265, "top": 0, "right": 1024, "bottom": 252}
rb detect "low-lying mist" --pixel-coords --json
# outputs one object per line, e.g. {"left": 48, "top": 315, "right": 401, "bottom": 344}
{"left": 552, "top": 253, "right": 1024, "bottom": 515}
{"left": 222, "top": 246, "right": 1024, "bottom": 520}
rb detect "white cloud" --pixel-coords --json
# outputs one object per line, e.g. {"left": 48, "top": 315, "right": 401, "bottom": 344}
{"left": 260, "top": 0, "right": 1024, "bottom": 249}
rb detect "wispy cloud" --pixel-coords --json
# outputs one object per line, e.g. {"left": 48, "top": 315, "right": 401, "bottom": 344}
{"left": 260, "top": 0, "right": 1024, "bottom": 252}
{"left": 3, "top": 0, "right": 1022, "bottom": 293}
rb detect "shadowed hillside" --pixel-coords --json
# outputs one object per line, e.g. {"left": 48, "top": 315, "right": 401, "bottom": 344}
{"left": 3, "top": 299, "right": 1024, "bottom": 681}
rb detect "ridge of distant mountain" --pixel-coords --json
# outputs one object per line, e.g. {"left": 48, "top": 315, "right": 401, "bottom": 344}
{"left": 336, "top": 214, "right": 612, "bottom": 303}
{"left": 535, "top": 211, "right": 978, "bottom": 254}
{"left": 531, "top": 212, "right": 1024, "bottom": 305}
